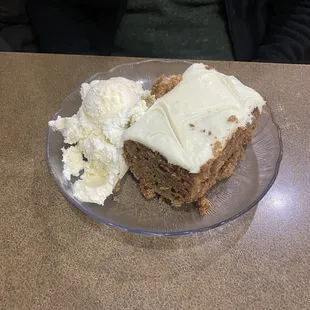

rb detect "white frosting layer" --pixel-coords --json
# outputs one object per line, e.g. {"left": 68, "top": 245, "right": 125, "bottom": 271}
{"left": 123, "top": 63, "right": 265, "bottom": 173}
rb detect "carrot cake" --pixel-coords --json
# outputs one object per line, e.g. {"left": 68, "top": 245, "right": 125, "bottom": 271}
{"left": 122, "top": 63, "right": 265, "bottom": 210}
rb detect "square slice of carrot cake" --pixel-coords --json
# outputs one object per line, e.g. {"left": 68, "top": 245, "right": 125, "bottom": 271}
{"left": 123, "top": 63, "right": 265, "bottom": 210}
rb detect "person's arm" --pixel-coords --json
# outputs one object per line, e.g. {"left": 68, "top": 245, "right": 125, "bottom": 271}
{"left": 257, "top": 1, "right": 310, "bottom": 63}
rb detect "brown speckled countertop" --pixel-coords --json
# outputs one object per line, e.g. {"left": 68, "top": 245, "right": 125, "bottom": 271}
{"left": 1, "top": 53, "right": 310, "bottom": 309}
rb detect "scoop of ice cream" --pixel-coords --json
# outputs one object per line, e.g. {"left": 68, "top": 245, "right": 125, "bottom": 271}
{"left": 102, "top": 99, "right": 148, "bottom": 148}
{"left": 73, "top": 161, "right": 119, "bottom": 205}
{"left": 49, "top": 77, "right": 145, "bottom": 144}
{"left": 49, "top": 76, "right": 152, "bottom": 205}
{"left": 62, "top": 145, "right": 85, "bottom": 181}
{"left": 81, "top": 77, "right": 144, "bottom": 121}
{"left": 69, "top": 136, "right": 119, "bottom": 205}
{"left": 50, "top": 110, "right": 98, "bottom": 145}
{"left": 80, "top": 80, "right": 101, "bottom": 100}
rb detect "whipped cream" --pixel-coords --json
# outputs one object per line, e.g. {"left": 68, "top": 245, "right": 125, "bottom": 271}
{"left": 123, "top": 63, "right": 265, "bottom": 173}
{"left": 49, "top": 77, "right": 150, "bottom": 205}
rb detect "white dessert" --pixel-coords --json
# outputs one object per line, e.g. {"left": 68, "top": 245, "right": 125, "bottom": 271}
{"left": 123, "top": 63, "right": 265, "bottom": 173}
{"left": 49, "top": 77, "right": 151, "bottom": 205}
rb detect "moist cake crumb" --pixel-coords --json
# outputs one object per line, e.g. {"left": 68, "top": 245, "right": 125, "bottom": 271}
{"left": 151, "top": 74, "right": 182, "bottom": 98}
{"left": 228, "top": 115, "right": 239, "bottom": 123}
{"left": 113, "top": 196, "right": 121, "bottom": 203}
{"left": 113, "top": 181, "right": 121, "bottom": 193}
{"left": 140, "top": 181, "right": 155, "bottom": 199}
{"left": 197, "top": 197, "right": 211, "bottom": 216}
{"left": 212, "top": 141, "right": 222, "bottom": 157}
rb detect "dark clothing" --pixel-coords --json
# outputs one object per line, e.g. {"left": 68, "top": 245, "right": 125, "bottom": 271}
{"left": 114, "top": 0, "right": 234, "bottom": 60}
{"left": 27, "top": 0, "right": 310, "bottom": 63}
{"left": 0, "top": 1, "right": 37, "bottom": 53}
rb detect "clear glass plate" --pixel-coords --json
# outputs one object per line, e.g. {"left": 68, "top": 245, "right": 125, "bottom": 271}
{"left": 47, "top": 60, "right": 283, "bottom": 236}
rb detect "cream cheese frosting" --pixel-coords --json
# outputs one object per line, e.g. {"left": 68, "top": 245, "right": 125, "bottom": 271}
{"left": 123, "top": 63, "right": 265, "bottom": 173}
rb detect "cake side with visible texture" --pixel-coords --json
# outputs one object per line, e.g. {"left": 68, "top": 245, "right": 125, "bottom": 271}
{"left": 151, "top": 74, "right": 182, "bottom": 99}
{"left": 123, "top": 63, "right": 265, "bottom": 209}
{"left": 123, "top": 108, "right": 259, "bottom": 207}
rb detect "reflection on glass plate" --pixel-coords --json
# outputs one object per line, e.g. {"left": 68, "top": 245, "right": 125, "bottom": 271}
{"left": 47, "top": 60, "right": 283, "bottom": 236}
